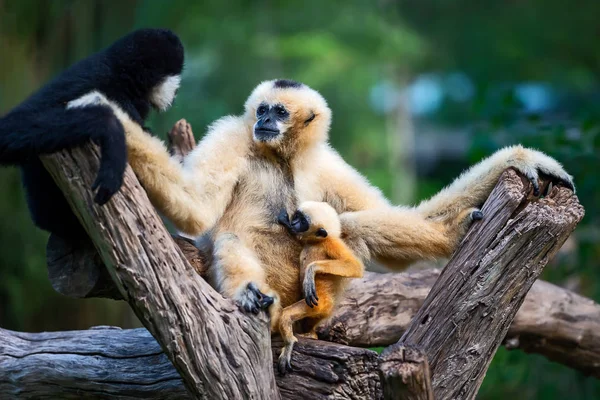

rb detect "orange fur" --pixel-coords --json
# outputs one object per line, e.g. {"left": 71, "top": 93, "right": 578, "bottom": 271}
{"left": 276, "top": 202, "right": 364, "bottom": 372}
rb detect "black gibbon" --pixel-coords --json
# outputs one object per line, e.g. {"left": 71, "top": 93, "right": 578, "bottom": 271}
{"left": 276, "top": 201, "right": 364, "bottom": 373}
{"left": 116, "top": 79, "right": 574, "bottom": 325}
{"left": 0, "top": 28, "right": 184, "bottom": 239}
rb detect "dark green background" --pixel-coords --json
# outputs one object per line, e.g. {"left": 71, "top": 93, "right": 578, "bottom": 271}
{"left": 1, "top": 1, "right": 599, "bottom": 398}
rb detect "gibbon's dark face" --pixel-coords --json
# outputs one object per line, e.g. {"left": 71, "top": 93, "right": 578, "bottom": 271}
{"left": 107, "top": 28, "right": 185, "bottom": 111}
{"left": 254, "top": 102, "right": 290, "bottom": 142}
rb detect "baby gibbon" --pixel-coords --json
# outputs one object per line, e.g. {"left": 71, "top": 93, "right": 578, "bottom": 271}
{"left": 276, "top": 201, "right": 364, "bottom": 374}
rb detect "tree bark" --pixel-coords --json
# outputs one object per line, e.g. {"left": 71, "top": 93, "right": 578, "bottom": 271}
{"left": 397, "top": 170, "right": 584, "bottom": 399}
{"left": 40, "top": 145, "right": 279, "bottom": 400}
{"left": 0, "top": 326, "right": 382, "bottom": 400}
{"left": 379, "top": 344, "right": 433, "bottom": 400}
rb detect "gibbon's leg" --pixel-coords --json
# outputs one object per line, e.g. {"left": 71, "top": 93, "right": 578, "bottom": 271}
{"left": 277, "top": 283, "right": 334, "bottom": 374}
{"left": 0, "top": 105, "right": 126, "bottom": 205}
{"left": 211, "top": 233, "right": 278, "bottom": 315}
{"left": 22, "top": 158, "right": 85, "bottom": 238}
{"left": 339, "top": 146, "right": 574, "bottom": 269}
{"left": 302, "top": 259, "right": 363, "bottom": 308}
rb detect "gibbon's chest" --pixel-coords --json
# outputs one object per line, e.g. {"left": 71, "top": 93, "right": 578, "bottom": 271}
{"left": 219, "top": 157, "right": 297, "bottom": 233}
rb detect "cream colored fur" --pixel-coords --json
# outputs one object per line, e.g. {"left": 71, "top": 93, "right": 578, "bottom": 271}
{"left": 114, "top": 79, "right": 574, "bottom": 321}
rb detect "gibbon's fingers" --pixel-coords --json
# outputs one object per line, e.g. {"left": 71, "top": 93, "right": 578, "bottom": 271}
{"left": 302, "top": 270, "right": 318, "bottom": 308}
{"left": 472, "top": 210, "right": 484, "bottom": 221}
{"left": 90, "top": 111, "right": 127, "bottom": 205}
{"left": 237, "top": 282, "right": 274, "bottom": 314}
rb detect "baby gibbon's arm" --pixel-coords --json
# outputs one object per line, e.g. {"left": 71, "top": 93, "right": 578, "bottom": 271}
{"left": 121, "top": 116, "right": 249, "bottom": 235}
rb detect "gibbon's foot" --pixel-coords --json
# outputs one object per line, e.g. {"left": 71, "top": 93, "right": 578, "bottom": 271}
{"left": 237, "top": 282, "right": 274, "bottom": 314}
{"left": 278, "top": 341, "right": 296, "bottom": 375}
{"left": 503, "top": 146, "right": 575, "bottom": 195}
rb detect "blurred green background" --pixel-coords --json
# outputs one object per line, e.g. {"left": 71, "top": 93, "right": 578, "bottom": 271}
{"left": 1, "top": 1, "right": 599, "bottom": 398}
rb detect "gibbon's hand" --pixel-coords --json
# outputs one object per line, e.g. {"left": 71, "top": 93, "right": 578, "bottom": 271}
{"left": 236, "top": 282, "right": 274, "bottom": 314}
{"left": 501, "top": 146, "right": 575, "bottom": 196}
{"left": 303, "top": 264, "right": 318, "bottom": 308}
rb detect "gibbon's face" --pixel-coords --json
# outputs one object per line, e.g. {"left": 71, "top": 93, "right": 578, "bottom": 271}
{"left": 108, "top": 28, "right": 185, "bottom": 111}
{"left": 244, "top": 79, "right": 333, "bottom": 152}
{"left": 278, "top": 201, "right": 341, "bottom": 241}
{"left": 254, "top": 102, "right": 291, "bottom": 142}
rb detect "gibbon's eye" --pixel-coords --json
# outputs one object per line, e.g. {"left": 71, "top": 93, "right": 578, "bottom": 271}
{"left": 274, "top": 105, "right": 289, "bottom": 119}
{"left": 257, "top": 104, "right": 268, "bottom": 117}
{"left": 315, "top": 228, "right": 328, "bottom": 238}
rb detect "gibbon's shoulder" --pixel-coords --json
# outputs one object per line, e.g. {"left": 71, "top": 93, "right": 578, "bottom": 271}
{"left": 182, "top": 115, "right": 253, "bottom": 170}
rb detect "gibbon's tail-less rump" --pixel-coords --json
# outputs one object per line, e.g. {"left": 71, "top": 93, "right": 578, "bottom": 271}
{"left": 119, "top": 78, "right": 575, "bottom": 322}
{"left": 0, "top": 28, "right": 184, "bottom": 239}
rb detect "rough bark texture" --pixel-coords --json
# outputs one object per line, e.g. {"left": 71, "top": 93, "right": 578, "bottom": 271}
{"left": 379, "top": 344, "right": 433, "bottom": 400}
{"left": 320, "top": 269, "right": 600, "bottom": 379}
{"left": 40, "top": 145, "right": 280, "bottom": 400}
{"left": 398, "top": 170, "right": 584, "bottom": 400}
{"left": 0, "top": 326, "right": 382, "bottom": 400}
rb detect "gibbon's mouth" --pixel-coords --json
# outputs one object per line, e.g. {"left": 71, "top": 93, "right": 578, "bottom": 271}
{"left": 254, "top": 128, "right": 281, "bottom": 141}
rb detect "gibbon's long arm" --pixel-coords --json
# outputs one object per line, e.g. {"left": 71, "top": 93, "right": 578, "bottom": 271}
{"left": 120, "top": 116, "right": 250, "bottom": 235}
{"left": 320, "top": 145, "right": 575, "bottom": 269}
{"left": 0, "top": 105, "right": 126, "bottom": 204}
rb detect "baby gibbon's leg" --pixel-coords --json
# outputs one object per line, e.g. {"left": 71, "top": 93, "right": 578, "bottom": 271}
{"left": 277, "top": 287, "right": 334, "bottom": 374}
{"left": 212, "top": 233, "right": 278, "bottom": 316}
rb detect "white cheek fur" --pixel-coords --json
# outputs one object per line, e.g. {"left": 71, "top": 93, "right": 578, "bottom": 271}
{"left": 150, "top": 75, "right": 181, "bottom": 111}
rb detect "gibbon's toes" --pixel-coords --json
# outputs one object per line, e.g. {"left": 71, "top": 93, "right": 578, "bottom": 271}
{"left": 471, "top": 210, "right": 484, "bottom": 221}
{"left": 278, "top": 348, "right": 293, "bottom": 375}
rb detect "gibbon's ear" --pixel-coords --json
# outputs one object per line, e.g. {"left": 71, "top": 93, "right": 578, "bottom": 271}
{"left": 304, "top": 111, "right": 316, "bottom": 126}
{"left": 316, "top": 228, "right": 328, "bottom": 238}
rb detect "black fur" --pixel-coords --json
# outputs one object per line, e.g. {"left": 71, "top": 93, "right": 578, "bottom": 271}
{"left": 273, "top": 79, "right": 303, "bottom": 89}
{"left": 0, "top": 28, "right": 184, "bottom": 239}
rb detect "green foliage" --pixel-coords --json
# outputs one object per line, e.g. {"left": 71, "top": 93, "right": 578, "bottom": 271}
{"left": 0, "top": 1, "right": 599, "bottom": 397}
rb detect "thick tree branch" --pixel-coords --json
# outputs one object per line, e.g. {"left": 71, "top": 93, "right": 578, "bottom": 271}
{"left": 0, "top": 326, "right": 382, "bottom": 400}
{"left": 379, "top": 344, "right": 433, "bottom": 400}
{"left": 397, "top": 170, "right": 584, "bottom": 399}
{"left": 40, "top": 145, "right": 279, "bottom": 400}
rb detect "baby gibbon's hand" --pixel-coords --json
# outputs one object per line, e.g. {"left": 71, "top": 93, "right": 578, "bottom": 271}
{"left": 303, "top": 263, "right": 319, "bottom": 308}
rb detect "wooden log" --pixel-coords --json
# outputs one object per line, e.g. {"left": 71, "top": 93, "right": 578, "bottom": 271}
{"left": 397, "top": 170, "right": 584, "bottom": 399}
{"left": 0, "top": 326, "right": 382, "bottom": 400}
{"left": 40, "top": 144, "right": 279, "bottom": 400}
{"left": 379, "top": 344, "right": 433, "bottom": 400}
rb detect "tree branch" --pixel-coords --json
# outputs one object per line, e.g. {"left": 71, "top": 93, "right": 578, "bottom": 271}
{"left": 396, "top": 170, "right": 584, "bottom": 399}
{"left": 40, "top": 144, "right": 279, "bottom": 400}
{"left": 0, "top": 326, "right": 382, "bottom": 400}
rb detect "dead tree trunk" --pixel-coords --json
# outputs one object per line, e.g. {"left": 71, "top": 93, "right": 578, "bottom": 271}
{"left": 397, "top": 170, "right": 584, "bottom": 399}
{"left": 40, "top": 146, "right": 280, "bottom": 400}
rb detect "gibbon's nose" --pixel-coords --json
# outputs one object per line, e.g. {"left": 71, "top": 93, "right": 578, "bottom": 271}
{"left": 264, "top": 116, "right": 272, "bottom": 123}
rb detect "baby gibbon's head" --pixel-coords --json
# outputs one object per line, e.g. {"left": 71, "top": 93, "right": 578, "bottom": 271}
{"left": 243, "top": 79, "right": 332, "bottom": 157}
{"left": 279, "top": 201, "right": 341, "bottom": 242}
